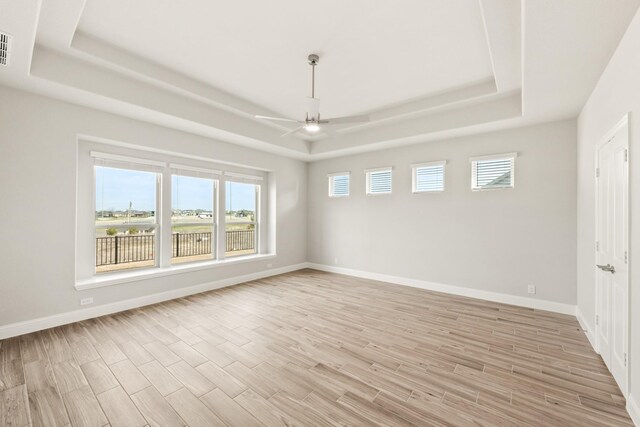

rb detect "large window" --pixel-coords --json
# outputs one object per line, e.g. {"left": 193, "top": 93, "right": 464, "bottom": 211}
{"left": 95, "top": 166, "right": 159, "bottom": 273}
{"left": 471, "top": 153, "right": 517, "bottom": 190}
{"left": 172, "top": 174, "right": 216, "bottom": 264}
{"left": 87, "top": 150, "right": 266, "bottom": 278}
{"left": 225, "top": 181, "right": 258, "bottom": 257}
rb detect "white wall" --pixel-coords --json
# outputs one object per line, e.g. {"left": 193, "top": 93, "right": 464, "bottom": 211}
{"left": 308, "top": 120, "right": 577, "bottom": 305}
{"left": 0, "top": 85, "right": 307, "bottom": 327}
{"left": 577, "top": 7, "right": 640, "bottom": 417}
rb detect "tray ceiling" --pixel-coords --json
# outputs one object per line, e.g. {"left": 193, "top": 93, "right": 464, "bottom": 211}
{"left": 1, "top": 0, "right": 639, "bottom": 160}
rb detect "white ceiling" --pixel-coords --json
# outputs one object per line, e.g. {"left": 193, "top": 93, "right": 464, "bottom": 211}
{"left": 76, "top": 0, "right": 494, "bottom": 120}
{"left": 1, "top": 0, "right": 639, "bottom": 160}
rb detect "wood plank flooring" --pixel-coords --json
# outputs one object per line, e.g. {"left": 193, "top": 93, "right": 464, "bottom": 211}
{"left": 0, "top": 269, "right": 632, "bottom": 426}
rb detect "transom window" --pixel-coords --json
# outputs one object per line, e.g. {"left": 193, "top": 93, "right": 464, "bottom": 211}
{"left": 412, "top": 161, "right": 446, "bottom": 193}
{"left": 470, "top": 153, "right": 517, "bottom": 190}
{"left": 328, "top": 172, "right": 350, "bottom": 197}
{"left": 366, "top": 167, "right": 393, "bottom": 195}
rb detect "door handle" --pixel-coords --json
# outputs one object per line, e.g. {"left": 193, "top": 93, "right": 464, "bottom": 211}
{"left": 596, "top": 264, "right": 616, "bottom": 274}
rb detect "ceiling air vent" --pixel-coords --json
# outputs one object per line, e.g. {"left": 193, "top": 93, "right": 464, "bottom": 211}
{"left": 0, "top": 32, "right": 12, "bottom": 66}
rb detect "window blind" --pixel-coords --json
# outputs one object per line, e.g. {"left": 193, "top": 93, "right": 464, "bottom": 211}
{"left": 413, "top": 161, "right": 445, "bottom": 192}
{"left": 169, "top": 163, "right": 221, "bottom": 179}
{"left": 470, "top": 153, "right": 516, "bottom": 190}
{"left": 328, "top": 173, "right": 350, "bottom": 197}
{"left": 91, "top": 151, "right": 165, "bottom": 173}
{"left": 366, "top": 168, "right": 392, "bottom": 194}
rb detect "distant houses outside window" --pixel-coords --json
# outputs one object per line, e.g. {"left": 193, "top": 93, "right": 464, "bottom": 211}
{"left": 94, "top": 163, "right": 159, "bottom": 273}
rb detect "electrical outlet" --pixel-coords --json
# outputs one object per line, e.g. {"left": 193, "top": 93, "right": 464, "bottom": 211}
{"left": 266, "top": 263, "right": 272, "bottom": 268}
{"left": 527, "top": 285, "right": 536, "bottom": 295}
{"left": 80, "top": 297, "right": 94, "bottom": 306}
{"left": 334, "top": 257, "right": 339, "bottom": 265}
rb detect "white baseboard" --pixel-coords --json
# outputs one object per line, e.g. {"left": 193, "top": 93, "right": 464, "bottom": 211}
{"left": 307, "top": 263, "right": 576, "bottom": 316}
{"left": 575, "top": 306, "right": 597, "bottom": 351}
{"left": 628, "top": 394, "right": 640, "bottom": 426}
{"left": 0, "top": 263, "right": 307, "bottom": 340}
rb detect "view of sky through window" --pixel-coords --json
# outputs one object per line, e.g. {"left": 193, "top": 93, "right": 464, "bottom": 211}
{"left": 172, "top": 175, "right": 213, "bottom": 212}
{"left": 95, "top": 166, "right": 156, "bottom": 212}
{"left": 225, "top": 181, "right": 256, "bottom": 212}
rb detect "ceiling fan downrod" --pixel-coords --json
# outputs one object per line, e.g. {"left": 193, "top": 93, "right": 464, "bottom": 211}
{"left": 308, "top": 54, "right": 319, "bottom": 99}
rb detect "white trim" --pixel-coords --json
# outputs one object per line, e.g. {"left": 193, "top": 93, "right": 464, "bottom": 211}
{"left": 81, "top": 134, "right": 274, "bottom": 172}
{"left": 410, "top": 160, "right": 447, "bottom": 168}
{"left": 77, "top": 253, "right": 276, "bottom": 290}
{"left": 365, "top": 167, "right": 393, "bottom": 195}
{"left": 169, "top": 163, "right": 221, "bottom": 175}
{"left": 576, "top": 306, "right": 597, "bottom": 350}
{"left": 471, "top": 156, "right": 515, "bottom": 191}
{"left": 328, "top": 173, "right": 350, "bottom": 198}
{"left": 224, "top": 171, "right": 264, "bottom": 181}
{"left": 91, "top": 151, "right": 166, "bottom": 167}
{"left": 306, "top": 263, "right": 576, "bottom": 315}
{"left": 627, "top": 394, "right": 640, "bottom": 427}
{"left": 469, "top": 152, "right": 518, "bottom": 162}
{"left": 412, "top": 161, "right": 446, "bottom": 193}
{"left": 0, "top": 262, "right": 307, "bottom": 340}
{"left": 327, "top": 171, "right": 350, "bottom": 177}
{"left": 364, "top": 166, "right": 394, "bottom": 173}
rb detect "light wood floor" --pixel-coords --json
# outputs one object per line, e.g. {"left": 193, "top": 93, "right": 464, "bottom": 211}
{"left": 0, "top": 269, "right": 632, "bottom": 426}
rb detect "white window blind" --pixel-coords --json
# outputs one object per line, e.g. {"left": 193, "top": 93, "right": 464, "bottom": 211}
{"left": 470, "top": 153, "right": 517, "bottom": 190}
{"left": 366, "top": 167, "right": 392, "bottom": 195}
{"left": 169, "top": 163, "right": 221, "bottom": 179}
{"left": 412, "top": 161, "right": 445, "bottom": 193}
{"left": 91, "top": 151, "right": 165, "bottom": 173}
{"left": 328, "top": 172, "right": 350, "bottom": 197}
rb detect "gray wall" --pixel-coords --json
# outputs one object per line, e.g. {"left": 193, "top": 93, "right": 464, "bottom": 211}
{"left": 0, "top": 85, "right": 307, "bottom": 326}
{"left": 308, "top": 120, "right": 577, "bottom": 305}
{"left": 577, "top": 7, "right": 640, "bottom": 406}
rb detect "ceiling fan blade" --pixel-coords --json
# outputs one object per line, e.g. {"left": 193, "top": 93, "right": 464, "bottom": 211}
{"left": 255, "top": 115, "right": 299, "bottom": 123}
{"left": 324, "top": 115, "right": 370, "bottom": 125}
{"left": 281, "top": 126, "right": 304, "bottom": 137}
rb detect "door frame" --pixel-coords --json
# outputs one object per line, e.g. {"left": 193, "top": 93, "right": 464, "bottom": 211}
{"left": 594, "top": 112, "right": 630, "bottom": 397}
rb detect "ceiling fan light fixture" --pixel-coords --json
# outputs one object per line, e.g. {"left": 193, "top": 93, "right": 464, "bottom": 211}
{"left": 305, "top": 123, "right": 321, "bottom": 133}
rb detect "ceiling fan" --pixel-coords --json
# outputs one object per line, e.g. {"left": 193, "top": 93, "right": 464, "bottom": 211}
{"left": 255, "top": 54, "right": 369, "bottom": 136}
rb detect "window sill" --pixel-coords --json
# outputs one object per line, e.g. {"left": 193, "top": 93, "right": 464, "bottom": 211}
{"left": 75, "top": 253, "right": 277, "bottom": 291}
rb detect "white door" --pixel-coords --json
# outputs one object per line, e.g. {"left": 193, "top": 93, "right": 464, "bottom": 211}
{"left": 596, "top": 116, "right": 629, "bottom": 395}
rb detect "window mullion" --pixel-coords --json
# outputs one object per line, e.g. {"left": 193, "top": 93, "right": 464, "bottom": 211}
{"left": 159, "top": 170, "right": 172, "bottom": 268}
{"left": 217, "top": 179, "right": 227, "bottom": 260}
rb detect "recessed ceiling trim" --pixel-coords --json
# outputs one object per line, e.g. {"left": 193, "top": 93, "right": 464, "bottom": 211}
{"left": 337, "top": 78, "right": 498, "bottom": 134}
{"left": 70, "top": 31, "right": 295, "bottom": 132}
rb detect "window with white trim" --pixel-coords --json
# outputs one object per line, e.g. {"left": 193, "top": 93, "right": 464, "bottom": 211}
{"left": 225, "top": 180, "right": 259, "bottom": 257}
{"left": 328, "top": 172, "right": 350, "bottom": 197}
{"left": 86, "top": 149, "right": 267, "bottom": 278}
{"left": 94, "top": 154, "right": 162, "bottom": 273}
{"left": 412, "top": 161, "right": 446, "bottom": 193}
{"left": 366, "top": 167, "right": 393, "bottom": 195}
{"left": 470, "top": 153, "right": 517, "bottom": 190}
{"left": 171, "top": 171, "right": 217, "bottom": 264}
